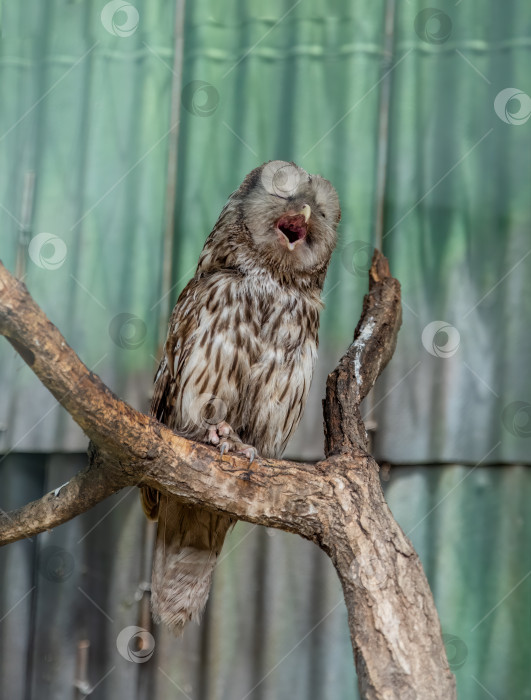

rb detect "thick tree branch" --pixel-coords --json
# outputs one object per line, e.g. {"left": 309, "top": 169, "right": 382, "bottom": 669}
{"left": 0, "top": 253, "right": 455, "bottom": 700}
{"left": 324, "top": 252, "right": 402, "bottom": 454}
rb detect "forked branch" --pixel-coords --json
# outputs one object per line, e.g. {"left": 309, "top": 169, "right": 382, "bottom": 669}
{"left": 0, "top": 252, "right": 455, "bottom": 700}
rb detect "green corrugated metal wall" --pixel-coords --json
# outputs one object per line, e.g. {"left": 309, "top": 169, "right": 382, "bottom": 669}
{"left": 1, "top": 1, "right": 530, "bottom": 699}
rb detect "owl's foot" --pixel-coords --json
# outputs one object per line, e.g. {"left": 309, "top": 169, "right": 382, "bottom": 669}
{"left": 207, "top": 422, "right": 256, "bottom": 463}
{"left": 207, "top": 421, "right": 232, "bottom": 445}
{"left": 220, "top": 440, "right": 256, "bottom": 463}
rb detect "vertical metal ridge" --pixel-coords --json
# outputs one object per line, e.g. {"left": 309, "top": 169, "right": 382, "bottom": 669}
{"left": 158, "top": 0, "right": 187, "bottom": 351}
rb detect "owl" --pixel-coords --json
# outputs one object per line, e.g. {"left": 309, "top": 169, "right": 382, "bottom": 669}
{"left": 140, "top": 160, "right": 340, "bottom": 633}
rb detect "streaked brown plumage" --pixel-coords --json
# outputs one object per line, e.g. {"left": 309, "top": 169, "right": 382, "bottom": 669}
{"left": 141, "top": 161, "right": 340, "bottom": 633}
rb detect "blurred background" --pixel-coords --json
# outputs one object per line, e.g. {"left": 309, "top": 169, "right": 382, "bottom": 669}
{"left": 1, "top": 0, "right": 530, "bottom": 698}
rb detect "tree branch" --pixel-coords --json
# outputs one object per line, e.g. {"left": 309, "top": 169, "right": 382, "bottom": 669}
{"left": 324, "top": 252, "right": 402, "bottom": 454}
{"left": 0, "top": 253, "right": 455, "bottom": 700}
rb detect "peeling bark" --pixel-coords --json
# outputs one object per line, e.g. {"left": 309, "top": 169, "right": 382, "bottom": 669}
{"left": 0, "top": 253, "right": 455, "bottom": 699}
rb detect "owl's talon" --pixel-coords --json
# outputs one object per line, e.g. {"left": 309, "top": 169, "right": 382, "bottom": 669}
{"left": 217, "top": 436, "right": 257, "bottom": 462}
{"left": 242, "top": 447, "right": 256, "bottom": 464}
{"left": 210, "top": 421, "right": 257, "bottom": 461}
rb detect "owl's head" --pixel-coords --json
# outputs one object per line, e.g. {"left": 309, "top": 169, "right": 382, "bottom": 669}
{"left": 227, "top": 160, "right": 340, "bottom": 277}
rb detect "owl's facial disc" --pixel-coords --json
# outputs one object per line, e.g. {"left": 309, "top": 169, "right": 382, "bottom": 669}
{"left": 276, "top": 205, "right": 311, "bottom": 252}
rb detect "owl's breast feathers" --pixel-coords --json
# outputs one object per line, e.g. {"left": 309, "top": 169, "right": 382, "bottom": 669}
{"left": 151, "top": 268, "right": 321, "bottom": 459}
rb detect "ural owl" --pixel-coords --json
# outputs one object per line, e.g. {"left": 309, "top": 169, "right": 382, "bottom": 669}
{"left": 141, "top": 160, "right": 340, "bottom": 633}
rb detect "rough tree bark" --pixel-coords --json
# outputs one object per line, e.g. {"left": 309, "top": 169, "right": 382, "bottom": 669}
{"left": 0, "top": 252, "right": 456, "bottom": 700}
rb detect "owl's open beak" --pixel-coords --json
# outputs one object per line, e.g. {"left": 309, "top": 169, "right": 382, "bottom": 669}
{"left": 276, "top": 205, "right": 311, "bottom": 252}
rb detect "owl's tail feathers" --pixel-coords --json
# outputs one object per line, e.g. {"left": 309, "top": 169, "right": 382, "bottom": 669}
{"left": 146, "top": 494, "right": 234, "bottom": 635}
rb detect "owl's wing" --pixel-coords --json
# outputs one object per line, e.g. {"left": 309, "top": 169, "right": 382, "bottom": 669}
{"left": 151, "top": 279, "right": 200, "bottom": 421}
{"left": 140, "top": 279, "right": 199, "bottom": 519}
